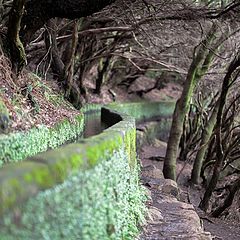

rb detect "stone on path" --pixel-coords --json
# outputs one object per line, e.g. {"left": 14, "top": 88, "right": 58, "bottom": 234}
{"left": 160, "top": 179, "right": 179, "bottom": 198}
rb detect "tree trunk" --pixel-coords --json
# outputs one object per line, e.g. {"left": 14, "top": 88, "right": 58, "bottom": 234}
{"left": 44, "top": 19, "right": 65, "bottom": 78}
{"left": 191, "top": 100, "right": 219, "bottom": 184}
{"left": 7, "top": 0, "right": 26, "bottom": 75}
{"left": 21, "top": 0, "right": 116, "bottom": 43}
{"left": 199, "top": 50, "right": 240, "bottom": 211}
{"left": 95, "top": 56, "right": 111, "bottom": 94}
{"left": 64, "top": 20, "right": 82, "bottom": 109}
{"left": 163, "top": 24, "right": 217, "bottom": 180}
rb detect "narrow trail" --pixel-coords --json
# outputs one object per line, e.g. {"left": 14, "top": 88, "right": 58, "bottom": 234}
{"left": 137, "top": 138, "right": 240, "bottom": 240}
{"left": 138, "top": 141, "right": 211, "bottom": 240}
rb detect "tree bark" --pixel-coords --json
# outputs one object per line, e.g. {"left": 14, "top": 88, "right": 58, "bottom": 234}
{"left": 95, "top": 56, "right": 111, "bottom": 94}
{"left": 7, "top": 0, "right": 26, "bottom": 75}
{"left": 191, "top": 100, "right": 219, "bottom": 184}
{"left": 64, "top": 20, "right": 82, "bottom": 109}
{"left": 163, "top": 23, "right": 217, "bottom": 180}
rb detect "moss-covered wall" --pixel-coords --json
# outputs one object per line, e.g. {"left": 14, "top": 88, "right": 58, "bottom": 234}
{"left": 0, "top": 104, "right": 103, "bottom": 166}
{"left": 0, "top": 107, "right": 146, "bottom": 239}
{"left": 0, "top": 114, "right": 84, "bottom": 166}
{"left": 107, "top": 101, "right": 175, "bottom": 122}
{"left": 0, "top": 148, "right": 145, "bottom": 240}
{"left": 0, "top": 101, "right": 174, "bottom": 166}
{"left": 0, "top": 101, "right": 175, "bottom": 239}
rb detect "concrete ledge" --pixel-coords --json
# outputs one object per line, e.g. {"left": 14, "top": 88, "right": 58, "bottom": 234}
{"left": 107, "top": 101, "right": 175, "bottom": 122}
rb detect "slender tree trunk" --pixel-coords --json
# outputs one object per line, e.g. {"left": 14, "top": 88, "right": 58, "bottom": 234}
{"left": 0, "top": 0, "right": 3, "bottom": 22}
{"left": 64, "top": 20, "right": 82, "bottom": 109}
{"left": 163, "top": 24, "right": 217, "bottom": 180}
{"left": 45, "top": 19, "right": 65, "bottom": 78}
{"left": 191, "top": 100, "right": 219, "bottom": 184}
{"left": 95, "top": 56, "right": 111, "bottom": 94}
{"left": 7, "top": 0, "right": 26, "bottom": 75}
{"left": 200, "top": 50, "right": 240, "bottom": 211}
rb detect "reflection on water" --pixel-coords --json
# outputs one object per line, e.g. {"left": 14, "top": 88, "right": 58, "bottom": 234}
{"left": 83, "top": 111, "right": 107, "bottom": 138}
{"left": 63, "top": 110, "right": 107, "bottom": 146}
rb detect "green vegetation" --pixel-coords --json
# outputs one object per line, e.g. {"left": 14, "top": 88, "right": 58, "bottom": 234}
{"left": 0, "top": 98, "right": 9, "bottom": 134}
{"left": 0, "top": 148, "right": 146, "bottom": 240}
{"left": 0, "top": 105, "right": 148, "bottom": 240}
{"left": 0, "top": 114, "right": 84, "bottom": 166}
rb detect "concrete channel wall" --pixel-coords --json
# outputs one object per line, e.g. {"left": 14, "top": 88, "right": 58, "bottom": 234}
{"left": 0, "top": 101, "right": 175, "bottom": 240}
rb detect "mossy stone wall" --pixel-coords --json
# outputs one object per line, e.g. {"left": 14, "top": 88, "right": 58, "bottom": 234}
{"left": 0, "top": 104, "right": 105, "bottom": 166}
{"left": 107, "top": 101, "right": 175, "bottom": 122}
{"left": 0, "top": 107, "right": 146, "bottom": 239}
{"left": 0, "top": 101, "right": 175, "bottom": 239}
{"left": 0, "top": 114, "right": 84, "bottom": 166}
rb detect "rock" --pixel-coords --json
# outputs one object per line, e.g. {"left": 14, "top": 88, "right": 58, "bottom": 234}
{"left": 160, "top": 179, "right": 179, "bottom": 198}
{"left": 142, "top": 165, "right": 163, "bottom": 179}
{"left": 136, "top": 130, "right": 146, "bottom": 147}
{"left": 147, "top": 206, "right": 164, "bottom": 224}
{"left": 128, "top": 76, "right": 156, "bottom": 93}
{"left": 144, "top": 187, "right": 153, "bottom": 203}
{"left": 151, "top": 139, "right": 167, "bottom": 148}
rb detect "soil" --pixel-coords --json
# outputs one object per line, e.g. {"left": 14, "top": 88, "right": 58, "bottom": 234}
{"left": 0, "top": 53, "right": 80, "bottom": 132}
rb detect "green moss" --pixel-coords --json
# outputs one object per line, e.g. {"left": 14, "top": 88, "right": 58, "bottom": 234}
{"left": 29, "top": 144, "right": 85, "bottom": 183}
{"left": 0, "top": 162, "right": 54, "bottom": 215}
{"left": 0, "top": 148, "right": 146, "bottom": 240}
{"left": 0, "top": 98, "right": 10, "bottom": 134}
{"left": 0, "top": 113, "right": 84, "bottom": 166}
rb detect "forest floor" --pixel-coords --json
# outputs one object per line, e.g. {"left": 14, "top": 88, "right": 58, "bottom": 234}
{"left": 0, "top": 70, "right": 79, "bottom": 132}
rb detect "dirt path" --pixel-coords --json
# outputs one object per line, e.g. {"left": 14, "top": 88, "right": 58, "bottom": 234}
{"left": 138, "top": 142, "right": 211, "bottom": 240}
{"left": 138, "top": 140, "right": 240, "bottom": 240}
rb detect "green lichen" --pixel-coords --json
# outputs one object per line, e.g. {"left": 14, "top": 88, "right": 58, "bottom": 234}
{"left": 86, "top": 133, "right": 123, "bottom": 167}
